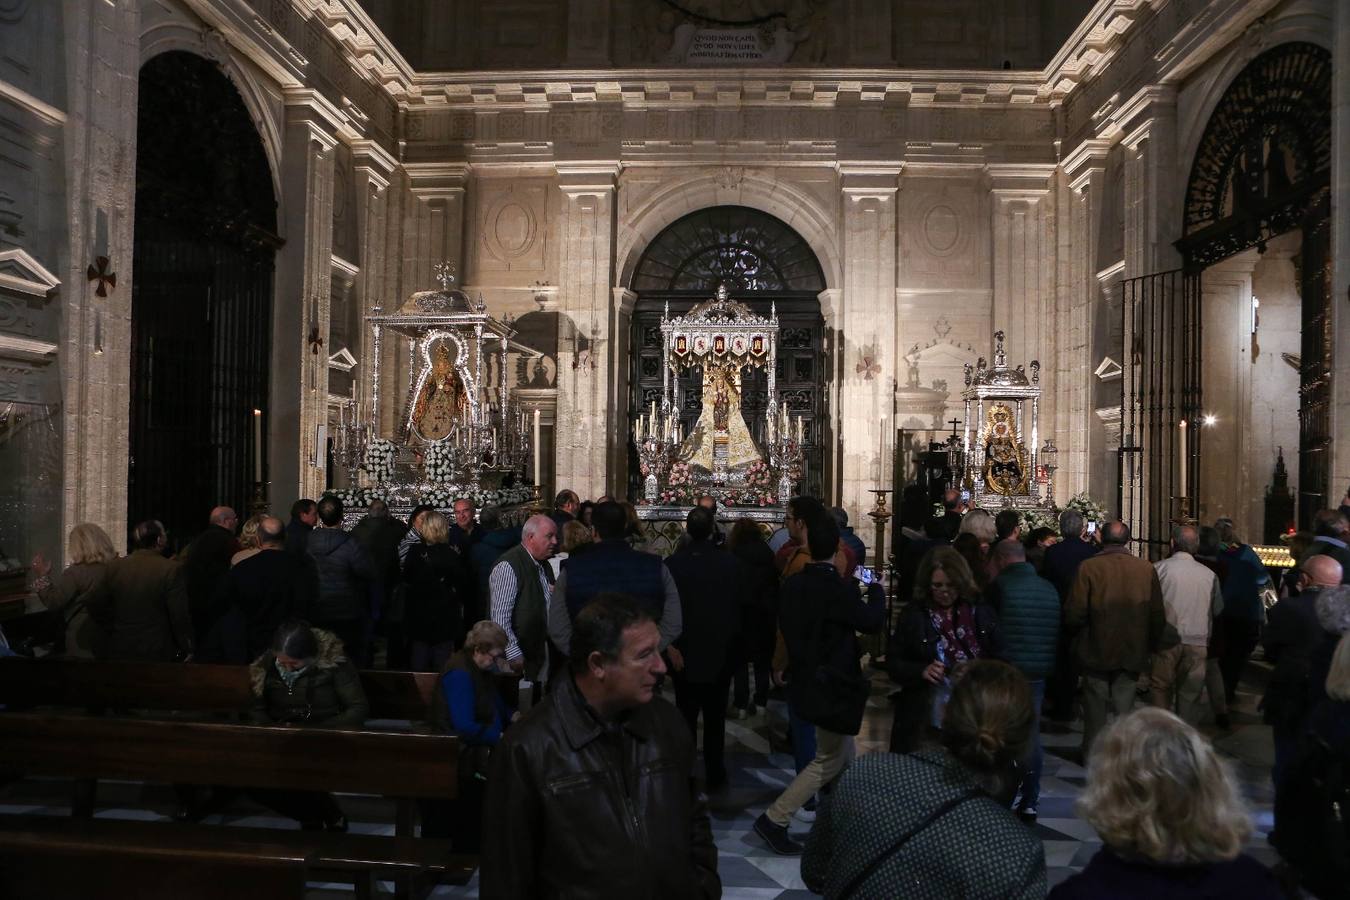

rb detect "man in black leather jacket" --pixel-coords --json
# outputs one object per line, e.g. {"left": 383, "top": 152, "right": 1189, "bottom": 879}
{"left": 481, "top": 594, "right": 721, "bottom": 899}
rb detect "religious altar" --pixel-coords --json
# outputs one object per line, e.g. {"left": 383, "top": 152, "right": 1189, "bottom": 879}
{"left": 634, "top": 284, "right": 805, "bottom": 513}
{"left": 956, "top": 331, "right": 1056, "bottom": 511}
{"left": 331, "top": 264, "right": 537, "bottom": 521}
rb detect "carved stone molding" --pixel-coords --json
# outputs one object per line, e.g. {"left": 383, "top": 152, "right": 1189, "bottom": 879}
{"left": 1095, "top": 405, "right": 1123, "bottom": 446}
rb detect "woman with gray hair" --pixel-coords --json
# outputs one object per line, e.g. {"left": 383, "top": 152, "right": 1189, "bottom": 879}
{"left": 1050, "top": 706, "right": 1281, "bottom": 898}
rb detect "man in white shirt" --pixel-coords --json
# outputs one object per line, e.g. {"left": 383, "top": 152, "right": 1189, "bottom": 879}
{"left": 1150, "top": 525, "right": 1223, "bottom": 725}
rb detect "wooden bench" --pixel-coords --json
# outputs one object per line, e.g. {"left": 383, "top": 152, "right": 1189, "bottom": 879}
{"left": 0, "top": 712, "right": 474, "bottom": 898}
{"left": 0, "top": 815, "right": 311, "bottom": 900}
{"left": 0, "top": 656, "right": 519, "bottom": 725}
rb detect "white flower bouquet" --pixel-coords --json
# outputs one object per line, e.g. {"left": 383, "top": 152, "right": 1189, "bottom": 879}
{"left": 423, "top": 441, "right": 457, "bottom": 484}
{"left": 362, "top": 438, "right": 397, "bottom": 481}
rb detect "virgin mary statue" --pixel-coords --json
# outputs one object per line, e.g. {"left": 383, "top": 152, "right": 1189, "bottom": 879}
{"left": 678, "top": 363, "right": 763, "bottom": 472}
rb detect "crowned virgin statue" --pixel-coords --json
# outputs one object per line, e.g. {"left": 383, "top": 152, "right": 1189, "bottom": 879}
{"left": 409, "top": 341, "right": 466, "bottom": 442}
{"left": 982, "top": 403, "right": 1029, "bottom": 496}
{"left": 678, "top": 363, "right": 763, "bottom": 472}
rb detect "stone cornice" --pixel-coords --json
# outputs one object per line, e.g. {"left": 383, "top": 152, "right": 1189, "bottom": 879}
{"left": 1042, "top": 0, "right": 1159, "bottom": 99}
{"left": 1061, "top": 138, "right": 1113, "bottom": 188}
{"left": 0, "top": 80, "right": 66, "bottom": 128}
{"left": 406, "top": 70, "right": 1050, "bottom": 108}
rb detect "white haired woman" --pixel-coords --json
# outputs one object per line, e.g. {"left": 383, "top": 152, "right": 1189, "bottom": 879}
{"left": 29, "top": 523, "right": 118, "bottom": 657}
{"left": 1050, "top": 706, "right": 1281, "bottom": 898}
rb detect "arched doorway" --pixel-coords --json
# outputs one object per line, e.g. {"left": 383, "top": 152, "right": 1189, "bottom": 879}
{"left": 1126, "top": 41, "right": 1331, "bottom": 549}
{"left": 628, "top": 205, "right": 827, "bottom": 500}
{"left": 130, "top": 51, "right": 280, "bottom": 548}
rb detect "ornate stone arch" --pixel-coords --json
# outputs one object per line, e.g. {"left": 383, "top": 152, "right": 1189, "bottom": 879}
{"left": 1177, "top": 40, "right": 1331, "bottom": 266}
{"left": 616, "top": 171, "right": 842, "bottom": 315}
{"left": 140, "top": 16, "right": 284, "bottom": 207}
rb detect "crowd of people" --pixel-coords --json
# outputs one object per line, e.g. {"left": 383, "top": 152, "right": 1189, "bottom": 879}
{"left": 16, "top": 483, "right": 1350, "bottom": 898}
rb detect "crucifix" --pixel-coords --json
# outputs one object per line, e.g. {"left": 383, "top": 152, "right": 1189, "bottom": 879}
{"left": 947, "top": 417, "right": 962, "bottom": 442}
{"left": 434, "top": 261, "right": 456, "bottom": 291}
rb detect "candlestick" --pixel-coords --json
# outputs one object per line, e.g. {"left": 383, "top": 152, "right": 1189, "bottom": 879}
{"left": 796, "top": 415, "right": 803, "bottom": 444}
{"left": 492, "top": 427, "right": 498, "bottom": 455}
{"left": 650, "top": 400, "right": 657, "bottom": 425}
{"left": 1178, "top": 419, "right": 1188, "bottom": 498}
{"left": 253, "top": 409, "right": 263, "bottom": 482}
{"left": 533, "top": 408, "right": 542, "bottom": 485}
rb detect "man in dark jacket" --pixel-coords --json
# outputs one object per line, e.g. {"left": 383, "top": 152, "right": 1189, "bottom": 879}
{"left": 349, "top": 499, "right": 406, "bottom": 610}
{"left": 550, "top": 489, "right": 580, "bottom": 530}
{"left": 755, "top": 513, "right": 885, "bottom": 855}
{"left": 206, "top": 516, "right": 318, "bottom": 663}
{"left": 831, "top": 507, "right": 866, "bottom": 568}
{"left": 88, "top": 520, "right": 194, "bottom": 662}
{"left": 305, "top": 496, "right": 378, "bottom": 667}
{"left": 1308, "top": 508, "right": 1350, "bottom": 582}
{"left": 481, "top": 594, "right": 720, "bottom": 899}
{"left": 1042, "top": 507, "right": 1098, "bottom": 721}
{"left": 1264, "top": 553, "right": 1342, "bottom": 789}
{"left": 285, "top": 499, "right": 317, "bottom": 558}
{"left": 181, "top": 505, "right": 240, "bottom": 646}
{"left": 987, "top": 539, "right": 1059, "bottom": 822}
{"left": 470, "top": 506, "right": 520, "bottom": 601}
{"left": 547, "top": 501, "right": 682, "bottom": 663}
{"left": 664, "top": 507, "right": 744, "bottom": 789}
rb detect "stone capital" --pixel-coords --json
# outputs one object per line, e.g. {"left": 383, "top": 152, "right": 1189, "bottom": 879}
{"left": 838, "top": 164, "right": 902, "bottom": 198}
{"left": 406, "top": 162, "right": 470, "bottom": 199}
{"left": 351, "top": 139, "right": 398, "bottom": 194}
{"left": 1062, "top": 138, "right": 1112, "bottom": 193}
{"left": 557, "top": 163, "right": 621, "bottom": 194}
{"left": 986, "top": 164, "right": 1055, "bottom": 199}
{"left": 1114, "top": 85, "right": 1178, "bottom": 150}
{"left": 612, "top": 287, "right": 638, "bottom": 319}
{"left": 282, "top": 89, "right": 344, "bottom": 151}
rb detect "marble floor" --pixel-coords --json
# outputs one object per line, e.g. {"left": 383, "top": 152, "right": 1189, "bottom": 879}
{"left": 0, "top": 667, "right": 1281, "bottom": 898}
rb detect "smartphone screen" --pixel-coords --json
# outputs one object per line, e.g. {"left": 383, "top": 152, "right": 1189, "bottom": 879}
{"left": 1086, "top": 521, "right": 1097, "bottom": 534}
{"left": 853, "top": 565, "right": 874, "bottom": 585}
{"left": 960, "top": 490, "right": 970, "bottom": 501}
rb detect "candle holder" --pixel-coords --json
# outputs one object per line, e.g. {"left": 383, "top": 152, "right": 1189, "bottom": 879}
{"left": 767, "top": 413, "right": 805, "bottom": 503}
{"left": 868, "top": 488, "right": 892, "bottom": 566}
{"left": 248, "top": 481, "right": 269, "bottom": 517}
{"left": 1039, "top": 439, "right": 1058, "bottom": 508}
{"left": 635, "top": 418, "right": 677, "bottom": 503}
{"left": 530, "top": 483, "right": 547, "bottom": 512}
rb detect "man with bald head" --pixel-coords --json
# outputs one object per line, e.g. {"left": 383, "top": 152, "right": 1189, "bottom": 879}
{"left": 206, "top": 515, "right": 318, "bottom": 662}
{"left": 182, "top": 505, "right": 241, "bottom": 646}
{"left": 1150, "top": 525, "right": 1223, "bottom": 725}
{"left": 1066, "top": 519, "right": 1166, "bottom": 757}
{"left": 1264, "top": 551, "right": 1344, "bottom": 787}
{"left": 489, "top": 514, "right": 558, "bottom": 681}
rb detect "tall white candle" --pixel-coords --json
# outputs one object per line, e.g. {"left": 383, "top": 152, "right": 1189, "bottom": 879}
{"left": 1178, "top": 420, "right": 1188, "bottom": 497}
{"left": 533, "top": 408, "right": 542, "bottom": 485}
{"left": 253, "top": 409, "right": 263, "bottom": 482}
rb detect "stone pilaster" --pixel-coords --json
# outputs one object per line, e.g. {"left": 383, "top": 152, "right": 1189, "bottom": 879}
{"left": 60, "top": 0, "right": 140, "bottom": 553}
{"left": 272, "top": 91, "right": 339, "bottom": 509}
{"left": 1058, "top": 141, "right": 1109, "bottom": 502}
{"left": 403, "top": 163, "right": 469, "bottom": 293}
{"left": 554, "top": 164, "right": 619, "bottom": 501}
{"left": 988, "top": 165, "right": 1054, "bottom": 373}
{"left": 1118, "top": 86, "right": 1180, "bottom": 279}
{"left": 838, "top": 167, "right": 899, "bottom": 547}
{"left": 1330, "top": 3, "right": 1350, "bottom": 491}
{"left": 351, "top": 140, "right": 396, "bottom": 428}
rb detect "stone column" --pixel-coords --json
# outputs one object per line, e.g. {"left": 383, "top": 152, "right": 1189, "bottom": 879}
{"left": 59, "top": 0, "right": 140, "bottom": 551}
{"left": 838, "top": 167, "right": 899, "bottom": 550}
{"left": 612, "top": 287, "right": 638, "bottom": 491}
{"left": 351, "top": 140, "right": 396, "bottom": 427}
{"left": 554, "top": 164, "right": 619, "bottom": 501}
{"left": 272, "top": 91, "right": 339, "bottom": 508}
{"left": 989, "top": 165, "right": 1054, "bottom": 373}
{"left": 1058, "top": 142, "right": 1109, "bottom": 501}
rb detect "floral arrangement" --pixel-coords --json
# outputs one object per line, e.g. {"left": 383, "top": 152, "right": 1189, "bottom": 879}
{"left": 658, "top": 486, "right": 693, "bottom": 506}
{"left": 1064, "top": 492, "right": 1107, "bottom": 527}
{"left": 720, "top": 488, "right": 776, "bottom": 507}
{"left": 667, "top": 461, "right": 691, "bottom": 487}
{"left": 744, "top": 460, "right": 772, "bottom": 491}
{"left": 362, "top": 438, "right": 397, "bottom": 481}
{"left": 325, "top": 487, "right": 387, "bottom": 510}
{"left": 1020, "top": 507, "right": 1060, "bottom": 535}
{"left": 422, "top": 441, "right": 457, "bottom": 484}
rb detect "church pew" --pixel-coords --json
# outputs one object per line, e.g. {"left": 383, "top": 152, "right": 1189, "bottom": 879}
{"left": 0, "top": 814, "right": 312, "bottom": 900}
{"left": 0, "top": 712, "right": 473, "bottom": 898}
{"left": 0, "top": 656, "right": 520, "bottom": 725}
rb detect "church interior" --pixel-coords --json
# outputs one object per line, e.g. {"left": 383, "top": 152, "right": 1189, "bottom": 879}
{"left": 0, "top": 0, "right": 1347, "bottom": 896}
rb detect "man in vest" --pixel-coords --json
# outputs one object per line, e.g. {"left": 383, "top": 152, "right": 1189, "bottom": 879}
{"left": 489, "top": 514, "right": 558, "bottom": 681}
{"left": 548, "top": 501, "right": 682, "bottom": 667}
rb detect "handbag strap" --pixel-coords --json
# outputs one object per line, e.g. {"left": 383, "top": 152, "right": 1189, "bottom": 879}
{"left": 837, "top": 788, "right": 983, "bottom": 899}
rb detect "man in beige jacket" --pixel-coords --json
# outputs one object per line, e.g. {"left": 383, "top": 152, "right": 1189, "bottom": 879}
{"left": 1066, "top": 520, "right": 1166, "bottom": 757}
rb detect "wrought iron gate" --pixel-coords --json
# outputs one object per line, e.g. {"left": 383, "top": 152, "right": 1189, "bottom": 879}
{"left": 1120, "top": 269, "right": 1202, "bottom": 559}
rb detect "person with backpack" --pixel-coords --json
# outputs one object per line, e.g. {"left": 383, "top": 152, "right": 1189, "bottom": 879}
{"left": 753, "top": 511, "right": 885, "bottom": 855}
{"left": 1273, "top": 631, "right": 1350, "bottom": 899}
{"left": 802, "top": 660, "right": 1045, "bottom": 899}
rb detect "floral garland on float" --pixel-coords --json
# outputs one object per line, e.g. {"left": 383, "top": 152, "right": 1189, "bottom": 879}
{"left": 1019, "top": 492, "right": 1109, "bottom": 536}
{"left": 422, "top": 441, "right": 457, "bottom": 483}
{"left": 361, "top": 439, "right": 398, "bottom": 482}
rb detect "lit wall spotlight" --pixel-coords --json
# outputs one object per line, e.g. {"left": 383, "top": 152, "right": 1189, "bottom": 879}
{"left": 1203, "top": 414, "right": 1218, "bottom": 427}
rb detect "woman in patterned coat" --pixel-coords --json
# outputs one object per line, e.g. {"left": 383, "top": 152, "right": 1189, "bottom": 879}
{"left": 803, "top": 660, "right": 1045, "bottom": 899}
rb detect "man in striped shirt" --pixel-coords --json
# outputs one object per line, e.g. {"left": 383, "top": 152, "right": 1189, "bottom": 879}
{"left": 488, "top": 514, "right": 558, "bottom": 681}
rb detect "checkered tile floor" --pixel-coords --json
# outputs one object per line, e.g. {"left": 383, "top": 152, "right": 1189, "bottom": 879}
{"left": 0, "top": 674, "right": 1281, "bottom": 898}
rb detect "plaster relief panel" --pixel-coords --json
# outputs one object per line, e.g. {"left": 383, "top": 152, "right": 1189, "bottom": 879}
{"left": 473, "top": 181, "right": 549, "bottom": 279}
{"left": 899, "top": 176, "right": 989, "bottom": 291}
